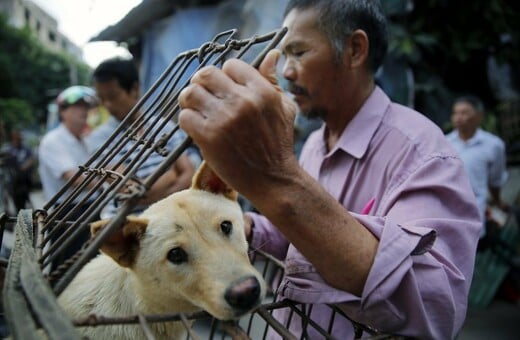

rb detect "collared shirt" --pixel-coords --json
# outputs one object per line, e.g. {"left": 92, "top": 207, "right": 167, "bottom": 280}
{"left": 99, "top": 118, "right": 201, "bottom": 218}
{"left": 38, "top": 124, "right": 91, "bottom": 203}
{"left": 446, "top": 128, "right": 508, "bottom": 233}
{"left": 85, "top": 115, "right": 202, "bottom": 167}
{"left": 85, "top": 115, "right": 121, "bottom": 154}
{"left": 248, "top": 86, "right": 480, "bottom": 339}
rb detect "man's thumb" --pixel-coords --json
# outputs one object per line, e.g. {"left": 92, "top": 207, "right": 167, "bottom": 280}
{"left": 259, "top": 49, "right": 282, "bottom": 90}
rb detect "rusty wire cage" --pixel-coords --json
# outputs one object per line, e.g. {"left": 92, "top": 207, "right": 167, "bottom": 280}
{"left": 0, "top": 28, "right": 396, "bottom": 339}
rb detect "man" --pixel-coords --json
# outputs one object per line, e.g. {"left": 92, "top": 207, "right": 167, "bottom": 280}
{"left": 179, "top": 0, "right": 479, "bottom": 339}
{"left": 39, "top": 86, "right": 98, "bottom": 205}
{"left": 5, "top": 130, "right": 35, "bottom": 211}
{"left": 87, "top": 57, "right": 199, "bottom": 217}
{"left": 446, "top": 95, "right": 509, "bottom": 238}
{"left": 38, "top": 85, "right": 100, "bottom": 268}
{"left": 85, "top": 57, "right": 138, "bottom": 154}
{"left": 178, "top": 0, "right": 481, "bottom": 339}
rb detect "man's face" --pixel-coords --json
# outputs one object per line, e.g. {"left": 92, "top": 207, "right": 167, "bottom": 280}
{"left": 60, "top": 103, "right": 89, "bottom": 135}
{"left": 281, "top": 8, "right": 348, "bottom": 120}
{"left": 94, "top": 79, "right": 138, "bottom": 122}
{"left": 451, "top": 101, "right": 481, "bottom": 135}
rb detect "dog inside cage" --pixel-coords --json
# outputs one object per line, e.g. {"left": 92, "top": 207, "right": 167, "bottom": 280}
{"left": 0, "top": 28, "right": 398, "bottom": 340}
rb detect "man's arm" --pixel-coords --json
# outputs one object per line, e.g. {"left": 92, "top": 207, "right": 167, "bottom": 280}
{"left": 179, "top": 51, "right": 377, "bottom": 295}
{"left": 489, "top": 186, "right": 509, "bottom": 211}
{"left": 20, "top": 147, "right": 35, "bottom": 171}
{"left": 62, "top": 169, "right": 101, "bottom": 192}
{"left": 488, "top": 137, "right": 509, "bottom": 210}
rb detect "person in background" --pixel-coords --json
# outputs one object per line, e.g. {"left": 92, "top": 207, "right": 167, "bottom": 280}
{"left": 38, "top": 86, "right": 98, "bottom": 205}
{"left": 86, "top": 57, "right": 199, "bottom": 218}
{"left": 178, "top": 0, "right": 481, "bottom": 338}
{"left": 6, "top": 130, "right": 35, "bottom": 211}
{"left": 38, "top": 85, "right": 100, "bottom": 268}
{"left": 84, "top": 57, "right": 138, "bottom": 154}
{"left": 446, "top": 95, "right": 509, "bottom": 240}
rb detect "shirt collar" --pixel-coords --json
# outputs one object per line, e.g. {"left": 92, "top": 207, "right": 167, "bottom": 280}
{"left": 319, "top": 86, "right": 389, "bottom": 159}
{"left": 58, "top": 123, "right": 85, "bottom": 144}
{"left": 452, "top": 128, "right": 485, "bottom": 146}
{"left": 469, "top": 128, "right": 485, "bottom": 145}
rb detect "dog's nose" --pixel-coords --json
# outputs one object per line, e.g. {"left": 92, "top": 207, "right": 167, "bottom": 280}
{"left": 224, "top": 276, "right": 262, "bottom": 311}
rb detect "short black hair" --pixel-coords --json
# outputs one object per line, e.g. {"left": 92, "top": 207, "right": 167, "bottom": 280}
{"left": 92, "top": 57, "right": 139, "bottom": 93}
{"left": 284, "top": 0, "right": 388, "bottom": 73}
{"left": 453, "top": 95, "right": 485, "bottom": 113}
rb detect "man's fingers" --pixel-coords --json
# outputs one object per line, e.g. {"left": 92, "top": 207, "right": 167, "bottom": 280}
{"left": 178, "top": 107, "right": 206, "bottom": 143}
{"left": 179, "top": 82, "right": 216, "bottom": 116}
{"left": 190, "top": 65, "right": 242, "bottom": 100}
{"left": 222, "top": 50, "right": 283, "bottom": 94}
{"left": 258, "top": 49, "right": 282, "bottom": 90}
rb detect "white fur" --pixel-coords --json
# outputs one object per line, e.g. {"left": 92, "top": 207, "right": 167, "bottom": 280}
{"left": 58, "top": 177, "right": 265, "bottom": 340}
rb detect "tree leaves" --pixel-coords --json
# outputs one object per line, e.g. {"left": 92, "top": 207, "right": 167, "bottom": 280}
{"left": 0, "top": 14, "right": 91, "bottom": 135}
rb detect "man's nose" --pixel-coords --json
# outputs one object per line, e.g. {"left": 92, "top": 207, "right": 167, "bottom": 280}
{"left": 282, "top": 59, "right": 296, "bottom": 81}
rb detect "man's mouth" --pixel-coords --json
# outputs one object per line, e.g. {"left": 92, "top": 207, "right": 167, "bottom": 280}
{"left": 287, "top": 82, "right": 307, "bottom": 97}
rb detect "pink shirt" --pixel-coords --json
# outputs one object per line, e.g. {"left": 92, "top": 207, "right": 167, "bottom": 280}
{"left": 249, "top": 86, "right": 480, "bottom": 339}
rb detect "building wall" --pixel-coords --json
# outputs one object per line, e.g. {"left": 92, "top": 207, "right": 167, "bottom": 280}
{"left": 0, "top": 0, "right": 82, "bottom": 60}
{"left": 140, "top": 0, "right": 289, "bottom": 91}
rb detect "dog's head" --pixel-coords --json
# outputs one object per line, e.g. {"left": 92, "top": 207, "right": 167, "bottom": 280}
{"left": 90, "top": 161, "right": 266, "bottom": 320}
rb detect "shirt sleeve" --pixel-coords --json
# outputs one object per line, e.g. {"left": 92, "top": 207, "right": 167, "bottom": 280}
{"left": 338, "top": 155, "right": 481, "bottom": 339}
{"left": 39, "top": 137, "right": 78, "bottom": 179}
{"left": 247, "top": 212, "right": 290, "bottom": 261}
{"left": 488, "top": 138, "right": 508, "bottom": 188}
{"left": 275, "top": 154, "right": 480, "bottom": 339}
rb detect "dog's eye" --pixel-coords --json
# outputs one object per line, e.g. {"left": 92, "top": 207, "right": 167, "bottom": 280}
{"left": 220, "top": 220, "right": 233, "bottom": 235}
{"left": 167, "top": 247, "right": 188, "bottom": 264}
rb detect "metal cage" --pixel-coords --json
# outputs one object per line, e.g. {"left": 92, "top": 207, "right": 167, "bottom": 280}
{"left": 0, "top": 28, "right": 396, "bottom": 340}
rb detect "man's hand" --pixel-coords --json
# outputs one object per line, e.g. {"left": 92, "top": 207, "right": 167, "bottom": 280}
{"left": 178, "top": 50, "right": 299, "bottom": 201}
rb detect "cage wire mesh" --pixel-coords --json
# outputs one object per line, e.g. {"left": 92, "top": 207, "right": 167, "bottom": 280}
{"left": 1, "top": 28, "right": 398, "bottom": 339}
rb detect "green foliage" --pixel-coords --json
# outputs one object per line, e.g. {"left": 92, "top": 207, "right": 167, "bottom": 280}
{"left": 0, "top": 14, "right": 91, "bottom": 135}
{"left": 383, "top": 0, "right": 520, "bottom": 127}
{"left": 0, "top": 98, "right": 34, "bottom": 132}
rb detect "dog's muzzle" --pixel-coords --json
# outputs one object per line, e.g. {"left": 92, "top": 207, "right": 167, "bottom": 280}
{"left": 224, "top": 276, "right": 263, "bottom": 314}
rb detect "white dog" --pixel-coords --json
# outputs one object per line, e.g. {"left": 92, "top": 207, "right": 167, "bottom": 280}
{"left": 58, "top": 162, "right": 266, "bottom": 339}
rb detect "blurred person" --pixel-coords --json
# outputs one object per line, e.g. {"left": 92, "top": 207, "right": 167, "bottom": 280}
{"left": 5, "top": 130, "right": 35, "bottom": 211}
{"left": 446, "top": 95, "right": 509, "bottom": 240}
{"left": 39, "top": 86, "right": 99, "bottom": 205}
{"left": 178, "top": 0, "right": 481, "bottom": 338}
{"left": 38, "top": 85, "right": 100, "bottom": 268}
{"left": 86, "top": 57, "right": 199, "bottom": 217}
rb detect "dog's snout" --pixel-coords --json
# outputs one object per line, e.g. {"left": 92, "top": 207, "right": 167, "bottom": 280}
{"left": 224, "top": 276, "right": 262, "bottom": 311}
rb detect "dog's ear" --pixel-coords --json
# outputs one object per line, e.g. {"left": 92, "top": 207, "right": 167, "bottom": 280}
{"left": 192, "top": 161, "right": 238, "bottom": 201}
{"left": 90, "top": 216, "right": 149, "bottom": 268}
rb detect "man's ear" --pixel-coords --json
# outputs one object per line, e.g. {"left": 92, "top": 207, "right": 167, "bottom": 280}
{"left": 191, "top": 161, "right": 238, "bottom": 201}
{"left": 90, "top": 216, "right": 149, "bottom": 268}
{"left": 344, "top": 29, "right": 369, "bottom": 69}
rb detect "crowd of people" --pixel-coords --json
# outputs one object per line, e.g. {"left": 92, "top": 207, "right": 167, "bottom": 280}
{"left": 0, "top": 0, "right": 517, "bottom": 339}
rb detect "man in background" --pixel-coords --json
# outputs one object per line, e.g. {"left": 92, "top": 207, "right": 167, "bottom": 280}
{"left": 5, "top": 130, "right": 35, "bottom": 211}
{"left": 446, "top": 95, "right": 509, "bottom": 240}
{"left": 38, "top": 86, "right": 99, "bottom": 206}
{"left": 38, "top": 85, "right": 100, "bottom": 268}
{"left": 86, "top": 57, "right": 199, "bottom": 217}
